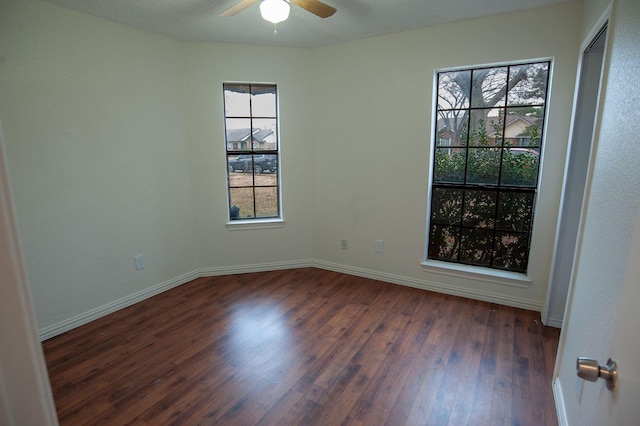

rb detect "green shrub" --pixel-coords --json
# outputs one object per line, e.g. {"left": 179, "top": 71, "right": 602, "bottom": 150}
{"left": 434, "top": 149, "right": 538, "bottom": 187}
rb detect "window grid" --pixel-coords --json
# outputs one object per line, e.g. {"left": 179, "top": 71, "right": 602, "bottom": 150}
{"left": 224, "top": 83, "right": 281, "bottom": 221}
{"left": 428, "top": 61, "right": 550, "bottom": 272}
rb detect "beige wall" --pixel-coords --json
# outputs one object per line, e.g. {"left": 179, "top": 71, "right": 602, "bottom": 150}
{"left": 310, "top": 2, "right": 582, "bottom": 308}
{"left": 182, "top": 42, "right": 314, "bottom": 270}
{"left": 0, "top": 0, "right": 583, "bottom": 335}
{"left": 581, "top": 0, "right": 611, "bottom": 40}
{"left": 0, "top": 0, "right": 197, "bottom": 332}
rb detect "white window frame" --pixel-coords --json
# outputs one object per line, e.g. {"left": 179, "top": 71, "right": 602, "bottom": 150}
{"left": 223, "top": 82, "right": 285, "bottom": 230}
{"left": 422, "top": 58, "right": 553, "bottom": 285}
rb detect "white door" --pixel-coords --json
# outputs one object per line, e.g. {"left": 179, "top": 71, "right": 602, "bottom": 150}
{"left": 553, "top": 0, "right": 640, "bottom": 424}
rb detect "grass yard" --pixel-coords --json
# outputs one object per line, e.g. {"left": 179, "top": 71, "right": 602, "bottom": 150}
{"left": 229, "top": 172, "right": 279, "bottom": 218}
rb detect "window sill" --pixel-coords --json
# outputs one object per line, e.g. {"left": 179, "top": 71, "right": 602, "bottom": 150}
{"left": 420, "top": 260, "right": 531, "bottom": 288}
{"left": 226, "top": 219, "right": 285, "bottom": 231}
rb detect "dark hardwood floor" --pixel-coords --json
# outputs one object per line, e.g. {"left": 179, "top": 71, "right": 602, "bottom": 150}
{"left": 42, "top": 268, "right": 560, "bottom": 425}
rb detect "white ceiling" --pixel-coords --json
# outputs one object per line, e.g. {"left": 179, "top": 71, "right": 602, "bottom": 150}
{"left": 44, "top": 0, "right": 569, "bottom": 48}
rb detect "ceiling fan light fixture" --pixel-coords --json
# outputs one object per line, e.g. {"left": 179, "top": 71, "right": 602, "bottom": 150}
{"left": 260, "top": 0, "right": 290, "bottom": 24}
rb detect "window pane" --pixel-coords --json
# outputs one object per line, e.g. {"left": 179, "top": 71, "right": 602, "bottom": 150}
{"left": 434, "top": 148, "right": 465, "bottom": 183}
{"left": 255, "top": 187, "right": 278, "bottom": 218}
{"left": 493, "top": 232, "right": 529, "bottom": 272}
{"left": 505, "top": 107, "right": 544, "bottom": 147}
{"left": 469, "top": 108, "right": 503, "bottom": 146}
{"left": 437, "top": 70, "right": 471, "bottom": 110}
{"left": 466, "top": 148, "right": 500, "bottom": 185}
{"left": 436, "top": 110, "right": 468, "bottom": 147}
{"left": 228, "top": 155, "right": 247, "bottom": 182}
{"left": 460, "top": 228, "right": 493, "bottom": 266}
{"left": 228, "top": 171, "right": 251, "bottom": 187}
{"left": 496, "top": 192, "right": 534, "bottom": 233}
{"left": 471, "top": 67, "right": 507, "bottom": 108}
{"left": 462, "top": 190, "right": 497, "bottom": 229}
{"left": 253, "top": 173, "right": 277, "bottom": 187}
{"left": 428, "top": 224, "right": 460, "bottom": 261}
{"left": 224, "top": 84, "right": 251, "bottom": 117}
{"left": 251, "top": 85, "right": 277, "bottom": 117}
{"left": 228, "top": 154, "right": 277, "bottom": 176}
{"left": 500, "top": 149, "right": 539, "bottom": 186}
{"left": 507, "top": 63, "right": 549, "bottom": 106}
{"left": 251, "top": 118, "right": 277, "bottom": 151}
{"left": 226, "top": 118, "right": 252, "bottom": 151}
{"left": 228, "top": 154, "right": 254, "bottom": 175}
{"left": 255, "top": 154, "right": 278, "bottom": 183}
{"left": 229, "top": 187, "right": 255, "bottom": 219}
{"left": 431, "top": 188, "right": 463, "bottom": 225}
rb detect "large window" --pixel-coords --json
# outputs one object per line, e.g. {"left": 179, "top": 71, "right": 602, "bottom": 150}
{"left": 224, "top": 83, "right": 280, "bottom": 221}
{"left": 427, "top": 61, "right": 550, "bottom": 273}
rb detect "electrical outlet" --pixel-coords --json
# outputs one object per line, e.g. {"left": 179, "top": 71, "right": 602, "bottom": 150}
{"left": 341, "top": 240, "right": 348, "bottom": 250}
{"left": 134, "top": 254, "right": 145, "bottom": 271}
{"left": 375, "top": 240, "right": 384, "bottom": 253}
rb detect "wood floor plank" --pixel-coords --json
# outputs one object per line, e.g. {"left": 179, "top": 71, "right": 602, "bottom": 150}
{"left": 42, "top": 268, "right": 560, "bottom": 425}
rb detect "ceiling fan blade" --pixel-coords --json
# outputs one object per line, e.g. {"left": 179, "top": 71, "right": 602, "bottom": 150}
{"left": 290, "top": 0, "right": 336, "bottom": 18}
{"left": 219, "top": 0, "right": 261, "bottom": 17}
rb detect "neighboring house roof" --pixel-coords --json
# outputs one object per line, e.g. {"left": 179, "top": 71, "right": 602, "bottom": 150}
{"left": 436, "top": 114, "right": 540, "bottom": 138}
{"left": 487, "top": 114, "right": 539, "bottom": 138}
{"left": 226, "top": 128, "right": 274, "bottom": 143}
{"left": 252, "top": 128, "right": 274, "bottom": 141}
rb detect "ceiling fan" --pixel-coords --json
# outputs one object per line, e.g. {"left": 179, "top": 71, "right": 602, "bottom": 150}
{"left": 220, "top": 0, "right": 336, "bottom": 24}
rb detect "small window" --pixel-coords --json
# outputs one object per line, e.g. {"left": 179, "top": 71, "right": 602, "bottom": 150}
{"left": 224, "top": 83, "right": 280, "bottom": 221}
{"left": 427, "top": 61, "right": 550, "bottom": 273}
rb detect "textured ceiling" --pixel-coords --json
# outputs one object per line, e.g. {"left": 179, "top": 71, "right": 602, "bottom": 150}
{"left": 44, "top": 0, "right": 569, "bottom": 48}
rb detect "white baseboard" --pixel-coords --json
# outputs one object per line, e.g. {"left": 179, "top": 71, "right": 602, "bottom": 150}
{"left": 38, "top": 260, "right": 313, "bottom": 341}
{"left": 545, "top": 315, "right": 564, "bottom": 329}
{"left": 38, "top": 270, "right": 198, "bottom": 341}
{"left": 553, "top": 378, "right": 569, "bottom": 426}
{"left": 198, "top": 259, "right": 314, "bottom": 277}
{"left": 312, "top": 260, "right": 544, "bottom": 312}
{"left": 39, "top": 258, "right": 543, "bottom": 340}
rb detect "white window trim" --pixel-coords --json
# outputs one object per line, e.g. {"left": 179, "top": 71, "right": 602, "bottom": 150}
{"left": 421, "top": 259, "right": 531, "bottom": 288}
{"left": 226, "top": 218, "right": 285, "bottom": 231}
{"left": 223, "top": 81, "right": 283, "bottom": 223}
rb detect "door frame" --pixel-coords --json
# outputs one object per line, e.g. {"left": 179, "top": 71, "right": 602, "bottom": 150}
{"left": 0, "top": 122, "right": 59, "bottom": 425}
{"left": 542, "top": 5, "right": 611, "bottom": 328}
{"left": 551, "top": 4, "right": 613, "bottom": 423}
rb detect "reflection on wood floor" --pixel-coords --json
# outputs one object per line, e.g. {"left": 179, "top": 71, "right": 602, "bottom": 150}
{"left": 43, "top": 268, "right": 560, "bottom": 425}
